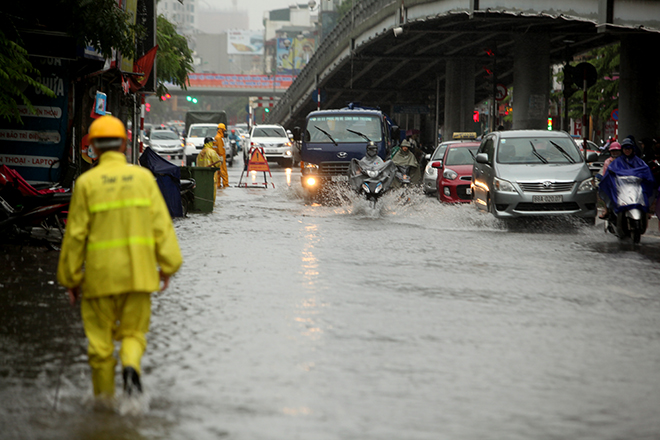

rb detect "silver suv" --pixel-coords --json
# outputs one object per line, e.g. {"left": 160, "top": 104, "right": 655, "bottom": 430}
{"left": 472, "top": 130, "right": 598, "bottom": 222}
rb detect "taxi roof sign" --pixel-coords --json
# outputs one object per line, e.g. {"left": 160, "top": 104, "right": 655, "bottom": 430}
{"left": 452, "top": 132, "right": 477, "bottom": 140}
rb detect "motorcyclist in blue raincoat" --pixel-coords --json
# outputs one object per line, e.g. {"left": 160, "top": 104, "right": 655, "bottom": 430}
{"left": 599, "top": 137, "right": 654, "bottom": 215}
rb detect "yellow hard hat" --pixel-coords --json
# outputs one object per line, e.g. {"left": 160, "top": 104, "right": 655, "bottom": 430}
{"left": 217, "top": 123, "right": 226, "bottom": 132}
{"left": 89, "top": 115, "right": 127, "bottom": 140}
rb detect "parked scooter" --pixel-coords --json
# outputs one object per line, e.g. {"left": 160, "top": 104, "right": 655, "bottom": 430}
{"left": 604, "top": 175, "right": 648, "bottom": 243}
{"left": 0, "top": 165, "right": 70, "bottom": 248}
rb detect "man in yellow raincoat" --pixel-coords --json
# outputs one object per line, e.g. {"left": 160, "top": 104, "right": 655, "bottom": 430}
{"left": 197, "top": 136, "right": 222, "bottom": 204}
{"left": 57, "top": 115, "right": 182, "bottom": 400}
{"left": 214, "top": 123, "right": 229, "bottom": 188}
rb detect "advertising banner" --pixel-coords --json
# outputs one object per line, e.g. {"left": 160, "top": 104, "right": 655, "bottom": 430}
{"left": 186, "top": 73, "right": 293, "bottom": 90}
{"left": 0, "top": 58, "right": 69, "bottom": 183}
{"left": 276, "top": 37, "right": 315, "bottom": 75}
{"left": 227, "top": 30, "right": 264, "bottom": 55}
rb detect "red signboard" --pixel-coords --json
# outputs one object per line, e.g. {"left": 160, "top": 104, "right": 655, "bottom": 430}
{"left": 186, "top": 73, "right": 293, "bottom": 90}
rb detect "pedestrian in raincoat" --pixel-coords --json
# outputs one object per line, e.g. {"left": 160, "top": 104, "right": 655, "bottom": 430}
{"left": 57, "top": 115, "right": 182, "bottom": 401}
{"left": 197, "top": 136, "right": 223, "bottom": 204}
{"left": 214, "top": 123, "right": 229, "bottom": 188}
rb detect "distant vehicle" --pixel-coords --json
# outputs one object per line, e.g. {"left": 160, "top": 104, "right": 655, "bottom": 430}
{"left": 471, "top": 130, "right": 598, "bottom": 223}
{"left": 248, "top": 124, "right": 293, "bottom": 167}
{"left": 300, "top": 105, "right": 397, "bottom": 196}
{"left": 423, "top": 133, "right": 478, "bottom": 195}
{"left": 432, "top": 141, "right": 480, "bottom": 203}
{"left": 184, "top": 124, "right": 219, "bottom": 165}
{"left": 145, "top": 129, "right": 184, "bottom": 163}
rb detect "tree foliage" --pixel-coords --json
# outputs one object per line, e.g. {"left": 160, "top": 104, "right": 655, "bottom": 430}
{"left": 155, "top": 15, "right": 194, "bottom": 98}
{"left": 0, "top": 0, "right": 142, "bottom": 123}
{"left": 552, "top": 43, "right": 620, "bottom": 127}
{"left": 0, "top": 27, "right": 56, "bottom": 123}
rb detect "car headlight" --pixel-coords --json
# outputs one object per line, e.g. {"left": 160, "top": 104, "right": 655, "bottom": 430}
{"left": 578, "top": 177, "right": 596, "bottom": 192}
{"left": 186, "top": 141, "right": 196, "bottom": 147}
{"left": 284, "top": 150, "right": 292, "bottom": 157}
{"left": 425, "top": 164, "right": 436, "bottom": 176}
{"left": 494, "top": 177, "right": 517, "bottom": 193}
{"left": 443, "top": 168, "right": 458, "bottom": 180}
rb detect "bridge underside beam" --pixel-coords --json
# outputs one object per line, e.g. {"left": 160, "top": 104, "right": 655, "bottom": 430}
{"left": 271, "top": 8, "right": 656, "bottom": 142}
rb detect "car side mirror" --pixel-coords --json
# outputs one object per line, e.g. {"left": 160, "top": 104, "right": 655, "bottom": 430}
{"left": 586, "top": 152, "right": 598, "bottom": 162}
{"left": 476, "top": 153, "right": 489, "bottom": 164}
{"left": 431, "top": 161, "right": 443, "bottom": 169}
{"left": 424, "top": 154, "right": 431, "bottom": 160}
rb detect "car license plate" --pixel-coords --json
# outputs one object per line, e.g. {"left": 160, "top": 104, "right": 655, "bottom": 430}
{"left": 265, "top": 149, "right": 277, "bottom": 154}
{"left": 532, "top": 195, "right": 562, "bottom": 203}
{"left": 331, "top": 175, "right": 348, "bottom": 182}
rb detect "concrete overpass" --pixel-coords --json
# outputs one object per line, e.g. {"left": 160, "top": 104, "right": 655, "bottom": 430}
{"left": 267, "top": 0, "right": 660, "bottom": 143}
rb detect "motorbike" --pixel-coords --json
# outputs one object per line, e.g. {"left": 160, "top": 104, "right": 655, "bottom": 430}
{"left": 604, "top": 175, "right": 648, "bottom": 243}
{"left": 348, "top": 158, "right": 397, "bottom": 207}
{"left": 0, "top": 165, "right": 70, "bottom": 248}
{"left": 395, "top": 165, "right": 413, "bottom": 186}
{"left": 180, "top": 178, "right": 196, "bottom": 217}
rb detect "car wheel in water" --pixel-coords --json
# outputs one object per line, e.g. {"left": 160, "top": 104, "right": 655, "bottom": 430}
{"left": 486, "top": 194, "right": 493, "bottom": 214}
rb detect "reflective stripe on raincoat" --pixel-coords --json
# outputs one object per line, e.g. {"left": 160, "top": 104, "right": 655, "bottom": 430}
{"left": 57, "top": 151, "right": 182, "bottom": 297}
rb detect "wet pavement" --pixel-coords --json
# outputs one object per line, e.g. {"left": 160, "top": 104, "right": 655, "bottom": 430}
{"left": 2, "top": 157, "right": 660, "bottom": 440}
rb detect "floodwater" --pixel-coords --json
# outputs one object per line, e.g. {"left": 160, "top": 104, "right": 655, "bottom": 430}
{"left": 2, "top": 159, "right": 660, "bottom": 440}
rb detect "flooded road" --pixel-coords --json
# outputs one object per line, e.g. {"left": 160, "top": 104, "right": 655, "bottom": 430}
{"left": 2, "top": 158, "right": 660, "bottom": 440}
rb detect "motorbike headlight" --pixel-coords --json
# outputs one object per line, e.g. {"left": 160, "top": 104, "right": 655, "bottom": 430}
{"left": 578, "top": 177, "right": 596, "bottom": 192}
{"left": 494, "top": 177, "right": 517, "bottom": 193}
{"left": 362, "top": 183, "right": 370, "bottom": 193}
{"left": 375, "top": 182, "right": 383, "bottom": 193}
{"left": 443, "top": 168, "right": 458, "bottom": 180}
{"left": 367, "top": 170, "right": 378, "bottom": 178}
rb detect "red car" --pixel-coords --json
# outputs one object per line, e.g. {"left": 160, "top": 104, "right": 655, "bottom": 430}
{"left": 433, "top": 142, "right": 480, "bottom": 203}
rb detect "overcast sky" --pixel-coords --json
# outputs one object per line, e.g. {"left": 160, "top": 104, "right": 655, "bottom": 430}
{"left": 198, "top": 0, "right": 305, "bottom": 30}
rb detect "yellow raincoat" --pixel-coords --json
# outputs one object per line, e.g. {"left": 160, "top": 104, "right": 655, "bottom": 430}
{"left": 58, "top": 151, "right": 182, "bottom": 296}
{"left": 196, "top": 142, "right": 222, "bottom": 202}
{"left": 214, "top": 130, "right": 229, "bottom": 188}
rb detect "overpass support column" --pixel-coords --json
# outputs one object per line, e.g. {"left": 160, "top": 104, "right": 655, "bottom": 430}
{"left": 618, "top": 34, "right": 660, "bottom": 141}
{"left": 444, "top": 59, "right": 475, "bottom": 137}
{"left": 512, "top": 34, "right": 549, "bottom": 129}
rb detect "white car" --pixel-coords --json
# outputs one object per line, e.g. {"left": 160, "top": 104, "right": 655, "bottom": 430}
{"left": 247, "top": 124, "right": 293, "bottom": 167}
{"left": 145, "top": 129, "right": 184, "bottom": 162}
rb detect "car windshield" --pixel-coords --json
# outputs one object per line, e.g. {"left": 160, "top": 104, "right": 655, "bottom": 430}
{"left": 150, "top": 131, "right": 179, "bottom": 140}
{"left": 445, "top": 146, "right": 478, "bottom": 166}
{"left": 252, "top": 127, "right": 287, "bottom": 138}
{"left": 497, "top": 137, "right": 582, "bottom": 164}
{"left": 433, "top": 144, "right": 451, "bottom": 160}
{"left": 189, "top": 126, "right": 217, "bottom": 138}
{"left": 307, "top": 115, "right": 382, "bottom": 143}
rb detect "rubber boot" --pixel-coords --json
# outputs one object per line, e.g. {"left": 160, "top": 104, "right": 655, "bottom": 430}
{"left": 122, "top": 367, "right": 142, "bottom": 396}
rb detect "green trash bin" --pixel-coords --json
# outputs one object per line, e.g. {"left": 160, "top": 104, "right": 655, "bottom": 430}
{"left": 180, "top": 166, "right": 216, "bottom": 213}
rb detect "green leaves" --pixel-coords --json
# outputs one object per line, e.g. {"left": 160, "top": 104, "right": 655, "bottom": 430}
{"left": 0, "top": 29, "right": 56, "bottom": 123}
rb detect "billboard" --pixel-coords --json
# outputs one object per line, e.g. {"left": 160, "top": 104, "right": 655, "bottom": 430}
{"left": 227, "top": 30, "right": 264, "bottom": 55}
{"left": 276, "top": 37, "right": 315, "bottom": 75}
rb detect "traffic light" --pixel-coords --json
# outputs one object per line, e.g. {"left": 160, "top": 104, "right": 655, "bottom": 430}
{"left": 186, "top": 95, "right": 198, "bottom": 104}
{"left": 264, "top": 107, "right": 270, "bottom": 113}
{"left": 145, "top": 103, "right": 151, "bottom": 112}
{"left": 547, "top": 117, "right": 553, "bottom": 130}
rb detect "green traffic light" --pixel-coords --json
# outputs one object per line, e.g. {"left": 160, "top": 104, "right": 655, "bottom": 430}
{"left": 264, "top": 107, "right": 270, "bottom": 113}
{"left": 192, "top": 98, "right": 198, "bottom": 104}
{"left": 186, "top": 96, "right": 192, "bottom": 102}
